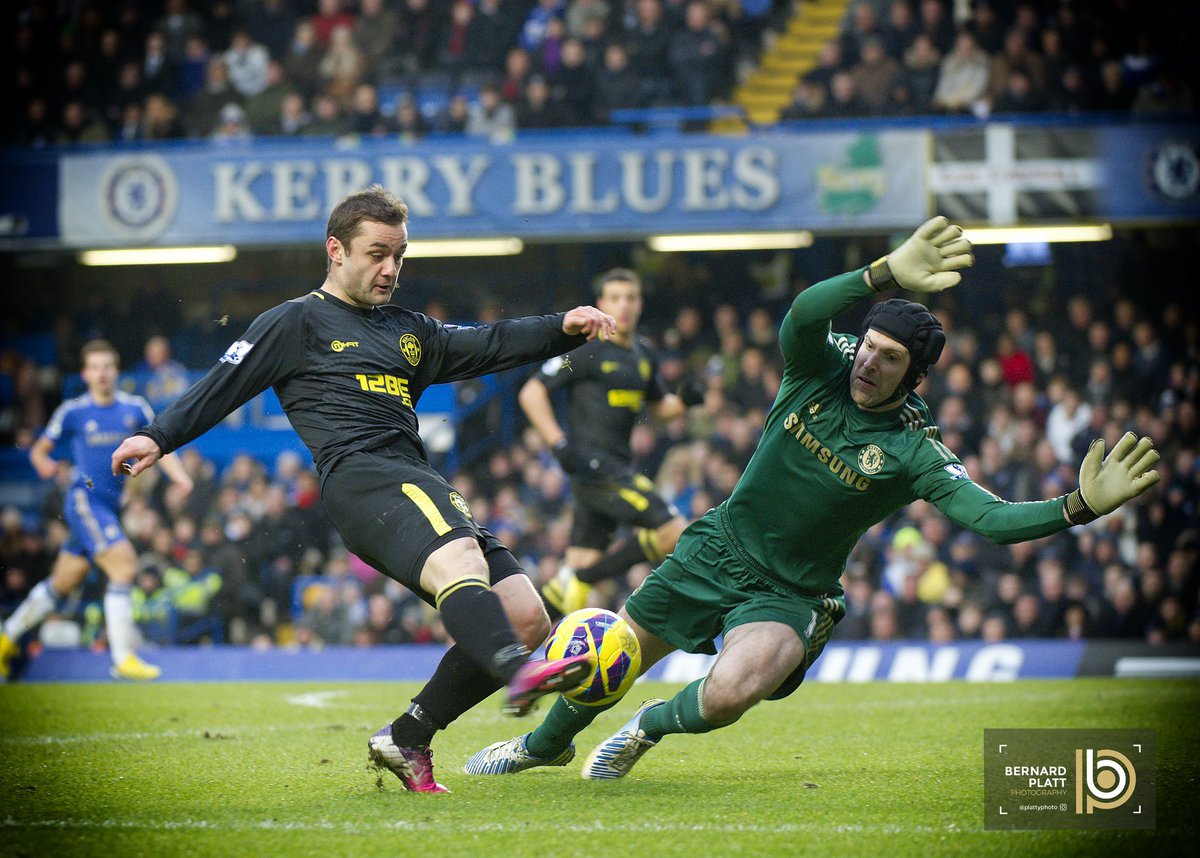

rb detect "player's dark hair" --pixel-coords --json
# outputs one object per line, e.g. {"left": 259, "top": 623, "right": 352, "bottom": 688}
{"left": 595, "top": 267, "right": 641, "bottom": 297}
{"left": 80, "top": 338, "right": 119, "bottom": 367}
{"left": 326, "top": 184, "right": 409, "bottom": 260}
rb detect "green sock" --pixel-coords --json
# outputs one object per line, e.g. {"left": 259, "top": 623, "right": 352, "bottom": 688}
{"left": 639, "top": 679, "right": 721, "bottom": 740}
{"left": 525, "top": 695, "right": 614, "bottom": 758}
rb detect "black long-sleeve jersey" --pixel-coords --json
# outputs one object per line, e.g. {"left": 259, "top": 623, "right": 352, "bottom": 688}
{"left": 536, "top": 336, "right": 667, "bottom": 476}
{"left": 138, "top": 289, "right": 587, "bottom": 482}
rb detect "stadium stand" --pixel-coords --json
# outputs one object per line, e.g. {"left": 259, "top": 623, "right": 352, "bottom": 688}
{"left": 1, "top": 0, "right": 1197, "bottom": 658}
{"left": 9, "top": 1, "right": 1193, "bottom": 144}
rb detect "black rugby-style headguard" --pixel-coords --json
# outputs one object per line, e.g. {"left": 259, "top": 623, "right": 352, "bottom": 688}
{"left": 859, "top": 298, "right": 946, "bottom": 393}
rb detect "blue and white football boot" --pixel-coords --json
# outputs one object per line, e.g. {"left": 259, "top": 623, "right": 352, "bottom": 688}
{"left": 580, "top": 698, "right": 666, "bottom": 780}
{"left": 463, "top": 733, "right": 576, "bottom": 775}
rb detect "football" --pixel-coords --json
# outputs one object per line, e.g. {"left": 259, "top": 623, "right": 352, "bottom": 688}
{"left": 543, "top": 608, "right": 642, "bottom": 706}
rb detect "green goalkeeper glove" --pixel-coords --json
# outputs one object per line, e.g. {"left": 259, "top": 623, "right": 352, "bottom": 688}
{"left": 1064, "top": 432, "right": 1161, "bottom": 525}
{"left": 868, "top": 215, "right": 975, "bottom": 294}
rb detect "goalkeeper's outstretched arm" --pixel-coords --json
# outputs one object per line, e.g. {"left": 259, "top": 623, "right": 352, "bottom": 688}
{"left": 921, "top": 431, "right": 1160, "bottom": 544}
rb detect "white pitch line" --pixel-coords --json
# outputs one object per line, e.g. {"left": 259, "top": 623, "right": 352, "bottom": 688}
{"left": 282, "top": 690, "right": 351, "bottom": 708}
{"left": 0, "top": 720, "right": 374, "bottom": 747}
{"left": 0, "top": 816, "right": 975, "bottom": 836}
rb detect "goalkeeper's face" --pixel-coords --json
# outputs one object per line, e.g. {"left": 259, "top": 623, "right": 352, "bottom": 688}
{"left": 850, "top": 329, "right": 911, "bottom": 410}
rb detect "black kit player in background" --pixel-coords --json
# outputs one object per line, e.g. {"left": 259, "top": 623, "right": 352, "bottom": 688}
{"left": 111, "top": 185, "right": 616, "bottom": 793}
{"left": 522, "top": 268, "right": 707, "bottom": 619}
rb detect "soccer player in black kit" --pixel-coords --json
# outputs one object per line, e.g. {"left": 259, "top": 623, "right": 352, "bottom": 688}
{"left": 111, "top": 185, "right": 615, "bottom": 793}
{"left": 522, "top": 268, "right": 704, "bottom": 618}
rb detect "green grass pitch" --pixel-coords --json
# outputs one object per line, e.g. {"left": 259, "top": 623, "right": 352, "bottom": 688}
{"left": 2, "top": 678, "right": 1196, "bottom": 857}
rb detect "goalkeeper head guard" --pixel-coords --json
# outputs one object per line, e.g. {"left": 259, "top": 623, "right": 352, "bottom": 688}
{"left": 860, "top": 298, "right": 946, "bottom": 392}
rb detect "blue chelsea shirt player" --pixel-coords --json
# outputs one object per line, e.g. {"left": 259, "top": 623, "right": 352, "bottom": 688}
{"left": 0, "top": 339, "right": 192, "bottom": 681}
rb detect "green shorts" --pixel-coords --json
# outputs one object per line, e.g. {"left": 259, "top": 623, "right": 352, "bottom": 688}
{"left": 624, "top": 507, "right": 845, "bottom": 699}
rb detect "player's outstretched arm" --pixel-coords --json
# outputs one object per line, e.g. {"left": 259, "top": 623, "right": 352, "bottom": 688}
{"left": 867, "top": 215, "right": 975, "bottom": 293}
{"left": 562, "top": 306, "right": 616, "bottom": 341}
{"left": 1064, "top": 432, "right": 1161, "bottom": 525}
{"left": 111, "top": 434, "right": 163, "bottom": 478}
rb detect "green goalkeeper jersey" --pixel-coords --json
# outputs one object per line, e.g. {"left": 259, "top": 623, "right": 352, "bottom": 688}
{"left": 722, "top": 268, "right": 1071, "bottom": 597}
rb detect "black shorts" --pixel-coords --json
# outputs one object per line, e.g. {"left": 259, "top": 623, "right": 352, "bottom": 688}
{"left": 322, "top": 449, "right": 524, "bottom": 604}
{"left": 570, "top": 472, "right": 678, "bottom": 550}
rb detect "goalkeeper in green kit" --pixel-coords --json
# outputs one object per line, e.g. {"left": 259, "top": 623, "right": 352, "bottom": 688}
{"left": 464, "top": 216, "right": 1162, "bottom": 780}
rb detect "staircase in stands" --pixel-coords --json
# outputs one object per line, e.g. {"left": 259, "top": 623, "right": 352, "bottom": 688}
{"left": 712, "top": 0, "right": 852, "bottom": 133}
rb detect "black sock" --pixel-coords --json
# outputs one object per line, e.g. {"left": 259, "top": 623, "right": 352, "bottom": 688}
{"left": 436, "top": 580, "right": 529, "bottom": 683}
{"left": 391, "top": 702, "right": 442, "bottom": 749}
{"left": 576, "top": 530, "right": 660, "bottom": 585}
{"left": 391, "top": 644, "right": 503, "bottom": 750}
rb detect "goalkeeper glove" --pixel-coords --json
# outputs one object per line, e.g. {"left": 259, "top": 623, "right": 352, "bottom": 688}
{"left": 868, "top": 215, "right": 974, "bottom": 294}
{"left": 552, "top": 439, "right": 599, "bottom": 476}
{"left": 1064, "top": 432, "right": 1161, "bottom": 525}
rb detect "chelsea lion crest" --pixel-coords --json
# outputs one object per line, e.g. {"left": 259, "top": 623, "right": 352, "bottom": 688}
{"left": 1146, "top": 140, "right": 1199, "bottom": 203}
{"left": 858, "top": 444, "right": 885, "bottom": 475}
{"left": 99, "top": 155, "right": 179, "bottom": 239}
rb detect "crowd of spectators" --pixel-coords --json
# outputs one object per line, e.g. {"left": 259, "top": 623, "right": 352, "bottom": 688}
{"left": 8, "top": 0, "right": 1194, "bottom": 148}
{"left": 778, "top": 0, "right": 1193, "bottom": 121}
{"left": 8, "top": 0, "right": 783, "bottom": 146}
{"left": 1, "top": 242, "right": 1197, "bottom": 655}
